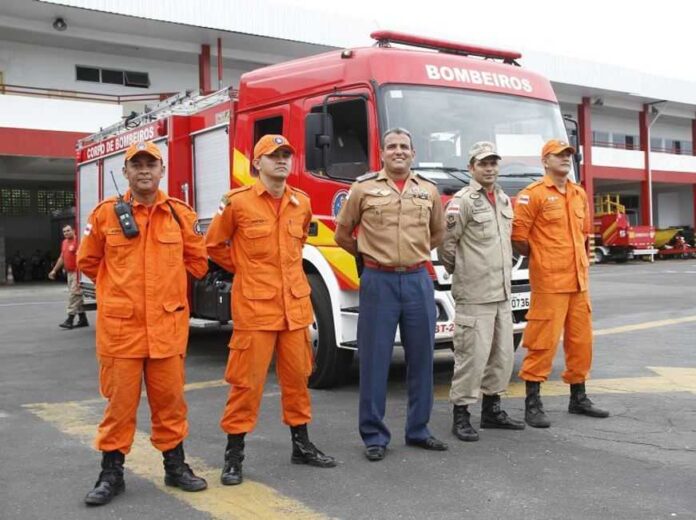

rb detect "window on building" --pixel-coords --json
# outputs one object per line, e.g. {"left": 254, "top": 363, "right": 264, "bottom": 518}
{"left": 650, "top": 137, "right": 663, "bottom": 152}
{"left": 308, "top": 99, "right": 369, "bottom": 180}
{"left": 76, "top": 66, "right": 100, "bottom": 83}
{"left": 124, "top": 71, "right": 150, "bottom": 88}
{"left": 0, "top": 188, "right": 32, "bottom": 216}
{"left": 612, "top": 133, "right": 627, "bottom": 148}
{"left": 592, "top": 131, "right": 610, "bottom": 146}
{"left": 36, "top": 190, "right": 75, "bottom": 215}
{"left": 101, "top": 69, "right": 125, "bottom": 85}
{"left": 624, "top": 135, "right": 637, "bottom": 150}
{"left": 76, "top": 66, "right": 150, "bottom": 88}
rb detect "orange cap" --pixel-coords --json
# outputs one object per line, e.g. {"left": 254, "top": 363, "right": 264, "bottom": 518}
{"left": 542, "top": 139, "right": 576, "bottom": 157}
{"left": 253, "top": 134, "right": 295, "bottom": 161}
{"left": 124, "top": 141, "right": 163, "bottom": 162}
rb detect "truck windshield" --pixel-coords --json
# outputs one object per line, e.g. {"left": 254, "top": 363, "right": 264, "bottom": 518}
{"left": 381, "top": 85, "right": 575, "bottom": 195}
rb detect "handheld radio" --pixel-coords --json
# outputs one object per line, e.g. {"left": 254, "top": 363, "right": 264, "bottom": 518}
{"left": 110, "top": 170, "right": 139, "bottom": 238}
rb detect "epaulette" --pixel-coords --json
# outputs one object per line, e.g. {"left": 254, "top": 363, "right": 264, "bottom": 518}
{"left": 527, "top": 180, "right": 545, "bottom": 190}
{"left": 92, "top": 196, "right": 118, "bottom": 211}
{"left": 453, "top": 186, "right": 472, "bottom": 199}
{"left": 167, "top": 196, "right": 194, "bottom": 211}
{"left": 415, "top": 172, "right": 437, "bottom": 185}
{"left": 290, "top": 186, "right": 310, "bottom": 199}
{"left": 218, "top": 185, "right": 252, "bottom": 210}
{"left": 356, "top": 172, "right": 378, "bottom": 183}
{"left": 227, "top": 185, "right": 253, "bottom": 197}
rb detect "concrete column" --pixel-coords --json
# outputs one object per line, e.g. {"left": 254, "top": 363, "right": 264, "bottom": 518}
{"left": 639, "top": 107, "right": 651, "bottom": 226}
{"left": 199, "top": 44, "right": 211, "bottom": 94}
{"left": 578, "top": 97, "right": 594, "bottom": 219}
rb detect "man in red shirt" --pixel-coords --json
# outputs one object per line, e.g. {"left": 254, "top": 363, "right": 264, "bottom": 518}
{"left": 49, "top": 224, "right": 88, "bottom": 329}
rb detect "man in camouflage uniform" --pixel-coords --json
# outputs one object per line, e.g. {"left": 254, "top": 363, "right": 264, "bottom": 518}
{"left": 438, "top": 141, "right": 525, "bottom": 442}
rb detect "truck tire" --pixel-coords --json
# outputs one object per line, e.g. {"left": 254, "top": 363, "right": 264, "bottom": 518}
{"left": 594, "top": 248, "right": 605, "bottom": 264}
{"left": 307, "top": 273, "right": 354, "bottom": 389}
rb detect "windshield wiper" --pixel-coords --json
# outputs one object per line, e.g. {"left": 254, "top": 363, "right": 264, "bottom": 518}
{"left": 413, "top": 166, "right": 471, "bottom": 184}
{"left": 500, "top": 173, "right": 541, "bottom": 178}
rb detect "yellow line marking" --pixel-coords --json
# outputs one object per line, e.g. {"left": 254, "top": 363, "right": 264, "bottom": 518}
{"left": 593, "top": 315, "right": 696, "bottom": 336}
{"left": 435, "top": 366, "right": 696, "bottom": 400}
{"left": 24, "top": 401, "right": 326, "bottom": 520}
{"left": 185, "top": 379, "right": 226, "bottom": 392}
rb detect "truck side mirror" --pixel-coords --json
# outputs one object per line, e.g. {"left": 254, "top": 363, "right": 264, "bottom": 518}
{"left": 305, "top": 112, "right": 334, "bottom": 172}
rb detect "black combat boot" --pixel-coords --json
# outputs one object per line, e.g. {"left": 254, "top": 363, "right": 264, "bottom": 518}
{"left": 84, "top": 450, "right": 125, "bottom": 506}
{"left": 162, "top": 442, "right": 207, "bottom": 492}
{"left": 452, "top": 405, "right": 479, "bottom": 441}
{"left": 525, "top": 381, "right": 551, "bottom": 428}
{"left": 74, "top": 312, "right": 89, "bottom": 328}
{"left": 59, "top": 314, "right": 75, "bottom": 329}
{"left": 480, "top": 394, "right": 525, "bottom": 430}
{"left": 221, "top": 433, "right": 245, "bottom": 486}
{"left": 290, "top": 424, "right": 336, "bottom": 468}
{"left": 569, "top": 383, "right": 609, "bottom": 418}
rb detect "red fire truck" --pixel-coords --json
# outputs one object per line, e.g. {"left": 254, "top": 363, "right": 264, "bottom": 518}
{"left": 593, "top": 194, "right": 657, "bottom": 263}
{"left": 75, "top": 31, "right": 572, "bottom": 388}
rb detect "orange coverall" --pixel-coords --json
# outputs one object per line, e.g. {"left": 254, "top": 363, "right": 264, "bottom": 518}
{"left": 511, "top": 176, "right": 593, "bottom": 384}
{"left": 205, "top": 182, "right": 314, "bottom": 434}
{"left": 77, "top": 190, "right": 208, "bottom": 454}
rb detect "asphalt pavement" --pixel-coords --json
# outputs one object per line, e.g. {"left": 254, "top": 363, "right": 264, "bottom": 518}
{"left": 1, "top": 260, "right": 695, "bottom": 520}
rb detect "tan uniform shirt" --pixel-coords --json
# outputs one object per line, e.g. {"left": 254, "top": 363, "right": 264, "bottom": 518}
{"left": 336, "top": 169, "right": 444, "bottom": 267}
{"left": 437, "top": 180, "right": 513, "bottom": 304}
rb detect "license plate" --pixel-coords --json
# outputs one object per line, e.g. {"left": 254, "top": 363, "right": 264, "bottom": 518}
{"left": 511, "top": 291, "right": 530, "bottom": 311}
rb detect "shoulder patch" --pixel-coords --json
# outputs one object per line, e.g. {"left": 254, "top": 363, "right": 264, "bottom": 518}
{"left": 356, "top": 172, "right": 378, "bottom": 183}
{"left": 415, "top": 172, "right": 437, "bottom": 185}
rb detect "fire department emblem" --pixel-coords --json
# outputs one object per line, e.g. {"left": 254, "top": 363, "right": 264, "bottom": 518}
{"left": 137, "top": 142, "right": 146, "bottom": 150}
{"left": 332, "top": 189, "right": 349, "bottom": 217}
{"left": 274, "top": 137, "right": 284, "bottom": 145}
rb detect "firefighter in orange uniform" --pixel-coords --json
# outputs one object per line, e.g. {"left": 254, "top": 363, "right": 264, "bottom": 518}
{"left": 77, "top": 141, "right": 209, "bottom": 506}
{"left": 206, "top": 134, "right": 336, "bottom": 487}
{"left": 512, "top": 139, "right": 609, "bottom": 428}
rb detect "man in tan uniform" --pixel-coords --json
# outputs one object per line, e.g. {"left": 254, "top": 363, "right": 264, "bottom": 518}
{"left": 438, "top": 142, "right": 525, "bottom": 442}
{"left": 335, "top": 127, "right": 447, "bottom": 462}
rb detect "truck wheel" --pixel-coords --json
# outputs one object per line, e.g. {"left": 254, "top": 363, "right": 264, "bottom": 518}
{"left": 594, "top": 248, "right": 604, "bottom": 264}
{"left": 307, "top": 273, "right": 354, "bottom": 389}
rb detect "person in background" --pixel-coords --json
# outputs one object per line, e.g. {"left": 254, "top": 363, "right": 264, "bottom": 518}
{"left": 49, "top": 224, "right": 88, "bottom": 329}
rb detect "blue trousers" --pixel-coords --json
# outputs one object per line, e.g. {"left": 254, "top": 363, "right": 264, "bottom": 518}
{"left": 357, "top": 267, "right": 437, "bottom": 447}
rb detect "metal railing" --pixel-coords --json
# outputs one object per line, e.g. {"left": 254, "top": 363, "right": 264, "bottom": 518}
{"left": 592, "top": 139, "right": 694, "bottom": 156}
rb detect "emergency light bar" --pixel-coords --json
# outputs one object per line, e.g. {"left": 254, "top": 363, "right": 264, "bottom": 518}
{"left": 370, "top": 30, "right": 522, "bottom": 65}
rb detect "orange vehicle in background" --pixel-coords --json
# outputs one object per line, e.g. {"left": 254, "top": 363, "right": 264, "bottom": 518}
{"left": 593, "top": 194, "right": 657, "bottom": 263}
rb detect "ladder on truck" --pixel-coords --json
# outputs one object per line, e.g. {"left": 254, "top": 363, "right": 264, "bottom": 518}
{"left": 77, "top": 87, "right": 237, "bottom": 148}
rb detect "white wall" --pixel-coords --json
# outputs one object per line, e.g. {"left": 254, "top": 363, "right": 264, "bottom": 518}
{"left": 592, "top": 147, "right": 645, "bottom": 169}
{"left": 655, "top": 187, "right": 694, "bottom": 228}
{"left": 651, "top": 153, "right": 696, "bottom": 173}
{"left": 651, "top": 117, "right": 692, "bottom": 142}
{"left": 0, "top": 95, "right": 123, "bottom": 132}
{"left": 591, "top": 108, "right": 640, "bottom": 136}
{"left": 0, "top": 39, "right": 248, "bottom": 95}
